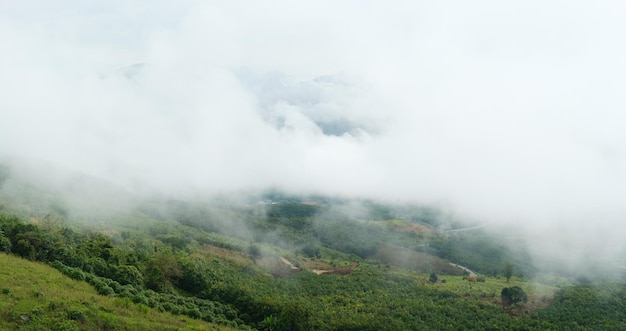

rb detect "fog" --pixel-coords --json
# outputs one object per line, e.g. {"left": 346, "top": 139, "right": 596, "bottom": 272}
{"left": 2, "top": 1, "right": 626, "bottom": 268}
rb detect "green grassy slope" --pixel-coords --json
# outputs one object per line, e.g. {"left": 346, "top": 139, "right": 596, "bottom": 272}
{"left": 0, "top": 253, "right": 232, "bottom": 331}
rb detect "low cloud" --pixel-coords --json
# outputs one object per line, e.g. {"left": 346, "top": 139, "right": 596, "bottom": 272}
{"left": 2, "top": 1, "right": 626, "bottom": 266}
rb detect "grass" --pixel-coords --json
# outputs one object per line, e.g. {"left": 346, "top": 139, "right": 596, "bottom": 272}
{"left": 0, "top": 253, "right": 235, "bottom": 331}
{"left": 432, "top": 274, "right": 557, "bottom": 314}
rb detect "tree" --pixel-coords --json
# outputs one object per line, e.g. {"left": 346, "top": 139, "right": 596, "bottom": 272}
{"left": 299, "top": 243, "right": 320, "bottom": 258}
{"left": 248, "top": 244, "right": 262, "bottom": 260}
{"left": 429, "top": 272, "right": 438, "bottom": 283}
{"left": 113, "top": 265, "right": 143, "bottom": 286}
{"left": 0, "top": 229, "right": 10, "bottom": 253}
{"left": 176, "top": 255, "right": 217, "bottom": 295}
{"left": 259, "top": 315, "right": 279, "bottom": 331}
{"left": 503, "top": 263, "right": 514, "bottom": 282}
{"left": 144, "top": 252, "right": 182, "bottom": 292}
{"left": 501, "top": 286, "right": 527, "bottom": 307}
{"left": 278, "top": 299, "right": 313, "bottom": 331}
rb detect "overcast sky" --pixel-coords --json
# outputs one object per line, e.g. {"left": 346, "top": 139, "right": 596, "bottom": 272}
{"left": 2, "top": 0, "right": 626, "bottom": 246}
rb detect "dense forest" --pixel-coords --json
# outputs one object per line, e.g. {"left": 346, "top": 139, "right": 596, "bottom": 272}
{"left": 0, "top": 164, "right": 625, "bottom": 330}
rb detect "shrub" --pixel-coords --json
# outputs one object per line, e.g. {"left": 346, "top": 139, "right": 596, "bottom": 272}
{"left": 247, "top": 245, "right": 261, "bottom": 259}
{"left": 299, "top": 243, "right": 321, "bottom": 258}
{"left": 0, "top": 235, "right": 11, "bottom": 253}
{"left": 188, "top": 307, "right": 202, "bottom": 319}
{"left": 131, "top": 295, "right": 149, "bottom": 306}
{"left": 31, "top": 306, "right": 42, "bottom": 316}
{"left": 501, "top": 286, "right": 527, "bottom": 307}
{"left": 113, "top": 265, "right": 143, "bottom": 286}
{"left": 96, "top": 284, "right": 114, "bottom": 296}
{"left": 161, "top": 302, "right": 174, "bottom": 312}
{"left": 51, "top": 320, "right": 80, "bottom": 331}
{"left": 51, "top": 260, "right": 65, "bottom": 270}
{"left": 84, "top": 273, "right": 95, "bottom": 283}
{"left": 104, "top": 279, "right": 122, "bottom": 293}
{"left": 33, "top": 290, "right": 45, "bottom": 299}
{"left": 137, "top": 304, "right": 150, "bottom": 315}
{"left": 114, "top": 297, "right": 132, "bottom": 309}
{"left": 67, "top": 309, "right": 85, "bottom": 322}
{"left": 69, "top": 269, "right": 85, "bottom": 281}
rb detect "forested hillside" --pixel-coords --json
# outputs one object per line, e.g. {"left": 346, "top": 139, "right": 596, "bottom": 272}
{"left": 0, "top": 168, "right": 625, "bottom": 330}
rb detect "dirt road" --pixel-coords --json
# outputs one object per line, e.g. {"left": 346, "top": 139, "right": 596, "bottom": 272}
{"left": 279, "top": 257, "right": 300, "bottom": 270}
{"left": 449, "top": 262, "right": 477, "bottom": 277}
{"left": 445, "top": 224, "right": 486, "bottom": 233}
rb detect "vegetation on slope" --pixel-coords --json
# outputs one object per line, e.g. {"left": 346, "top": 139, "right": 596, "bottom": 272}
{"left": 1, "top": 168, "right": 625, "bottom": 330}
{"left": 0, "top": 253, "right": 232, "bottom": 331}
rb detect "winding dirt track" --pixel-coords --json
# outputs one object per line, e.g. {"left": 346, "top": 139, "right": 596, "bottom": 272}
{"left": 449, "top": 263, "right": 477, "bottom": 277}
{"left": 279, "top": 257, "right": 300, "bottom": 270}
{"left": 445, "top": 224, "right": 486, "bottom": 233}
{"left": 279, "top": 257, "right": 336, "bottom": 275}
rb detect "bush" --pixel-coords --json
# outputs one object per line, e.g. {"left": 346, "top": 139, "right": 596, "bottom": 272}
{"left": 299, "top": 243, "right": 321, "bottom": 258}
{"left": 161, "top": 302, "right": 174, "bottom": 312}
{"left": 33, "top": 290, "right": 44, "bottom": 299}
{"left": 131, "top": 295, "right": 150, "bottom": 306}
{"left": 51, "top": 260, "right": 65, "bottom": 270}
{"left": 69, "top": 269, "right": 85, "bottom": 281}
{"left": 85, "top": 273, "right": 95, "bottom": 283}
{"left": 103, "top": 278, "right": 123, "bottom": 293}
{"left": 96, "top": 284, "right": 115, "bottom": 296}
{"left": 187, "top": 307, "right": 202, "bottom": 319}
{"left": 113, "top": 265, "right": 143, "bottom": 286}
{"left": 67, "top": 310, "right": 85, "bottom": 322}
{"left": 47, "top": 301, "right": 59, "bottom": 311}
{"left": 247, "top": 245, "right": 261, "bottom": 259}
{"left": 0, "top": 235, "right": 12, "bottom": 253}
{"left": 137, "top": 304, "right": 150, "bottom": 315}
{"left": 51, "top": 320, "right": 80, "bottom": 331}
{"left": 501, "top": 286, "right": 527, "bottom": 307}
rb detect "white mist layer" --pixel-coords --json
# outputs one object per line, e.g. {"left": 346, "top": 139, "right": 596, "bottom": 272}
{"left": 2, "top": 1, "right": 626, "bottom": 267}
